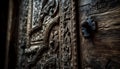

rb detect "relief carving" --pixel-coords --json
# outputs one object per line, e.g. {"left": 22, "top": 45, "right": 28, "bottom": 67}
{"left": 26, "top": 15, "right": 60, "bottom": 69}
{"left": 20, "top": 0, "right": 78, "bottom": 69}
{"left": 60, "top": 0, "right": 73, "bottom": 68}
{"left": 32, "top": 0, "right": 59, "bottom": 28}
{"left": 32, "top": 22, "right": 60, "bottom": 69}
{"left": 17, "top": 0, "right": 120, "bottom": 69}
{"left": 24, "top": 0, "right": 60, "bottom": 68}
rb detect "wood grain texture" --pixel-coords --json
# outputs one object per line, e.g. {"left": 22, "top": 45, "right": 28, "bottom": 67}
{"left": 80, "top": 5, "right": 120, "bottom": 69}
{"left": 93, "top": 7, "right": 120, "bottom": 58}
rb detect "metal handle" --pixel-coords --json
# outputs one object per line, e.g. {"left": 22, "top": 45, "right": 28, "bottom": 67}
{"left": 81, "top": 16, "right": 97, "bottom": 38}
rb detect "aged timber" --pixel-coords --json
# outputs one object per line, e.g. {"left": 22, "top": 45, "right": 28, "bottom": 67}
{"left": 79, "top": 0, "right": 120, "bottom": 69}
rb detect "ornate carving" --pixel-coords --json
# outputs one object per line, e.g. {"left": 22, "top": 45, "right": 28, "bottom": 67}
{"left": 60, "top": 0, "right": 73, "bottom": 69}
{"left": 32, "top": 0, "right": 59, "bottom": 28}
{"left": 26, "top": 15, "right": 60, "bottom": 69}
{"left": 19, "top": 0, "right": 78, "bottom": 69}
{"left": 31, "top": 21, "right": 60, "bottom": 69}
{"left": 25, "top": 0, "right": 59, "bottom": 65}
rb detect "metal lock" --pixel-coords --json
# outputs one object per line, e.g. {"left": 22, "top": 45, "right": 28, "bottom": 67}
{"left": 81, "top": 16, "right": 97, "bottom": 38}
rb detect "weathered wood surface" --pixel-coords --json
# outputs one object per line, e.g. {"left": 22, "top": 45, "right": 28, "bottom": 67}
{"left": 93, "top": 7, "right": 120, "bottom": 57}
{"left": 79, "top": 0, "right": 120, "bottom": 69}
{"left": 18, "top": 0, "right": 79, "bottom": 69}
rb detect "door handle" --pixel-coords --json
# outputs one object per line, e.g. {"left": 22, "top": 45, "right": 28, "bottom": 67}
{"left": 81, "top": 16, "right": 97, "bottom": 38}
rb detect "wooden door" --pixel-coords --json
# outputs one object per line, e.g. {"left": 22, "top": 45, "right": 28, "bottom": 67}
{"left": 78, "top": 0, "right": 120, "bottom": 69}
{"left": 18, "top": 0, "right": 78, "bottom": 69}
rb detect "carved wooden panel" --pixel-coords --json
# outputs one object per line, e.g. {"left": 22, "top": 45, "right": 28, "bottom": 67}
{"left": 18, "top": 0, "right": 120, "bottom": 69}
{"left": 19, "top": 0, "right": 78, "bottom": 69}
{"left": 79, "top": 0, "right": 120, "bottom": 69}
